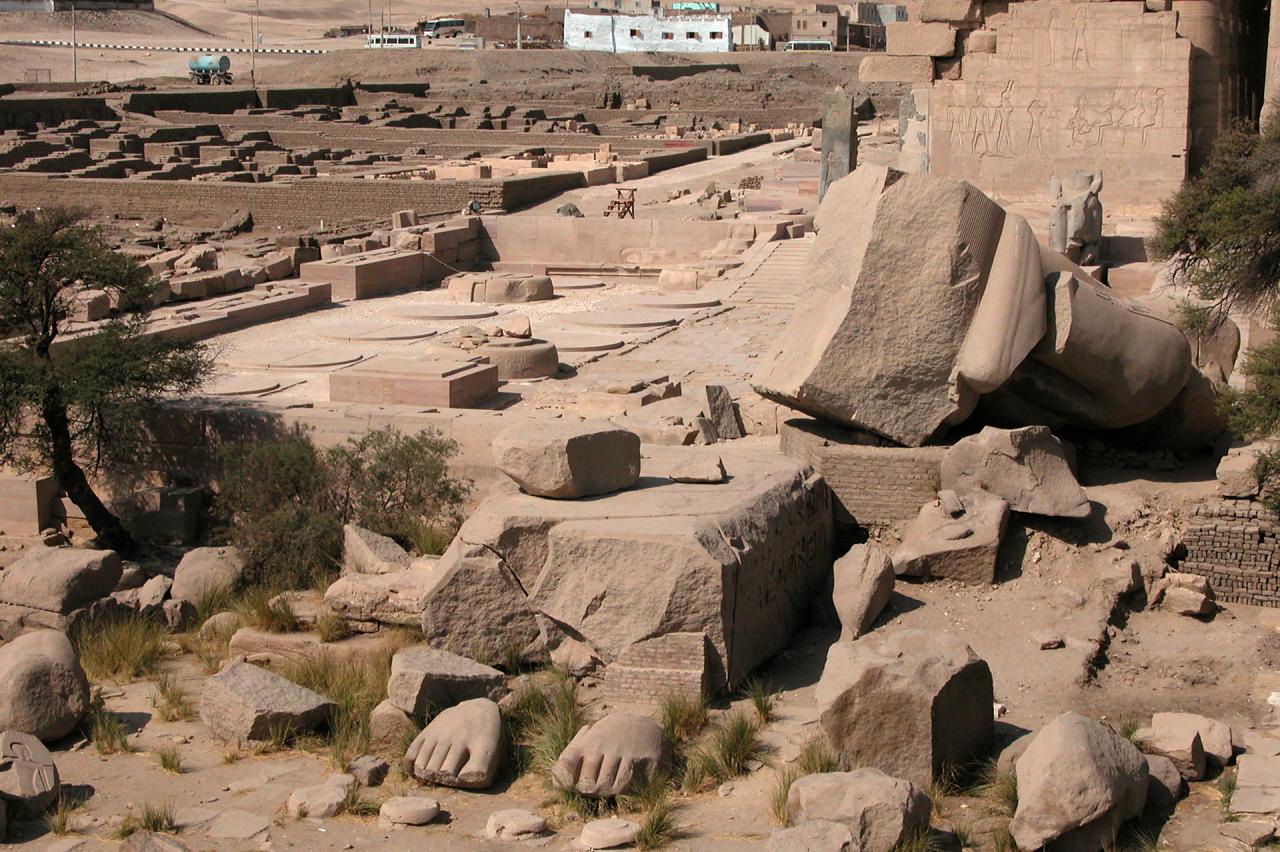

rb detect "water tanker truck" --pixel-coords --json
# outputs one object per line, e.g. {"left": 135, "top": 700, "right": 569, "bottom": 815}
{"left": 188, "top": 55, "right": 233, "bottom": 85}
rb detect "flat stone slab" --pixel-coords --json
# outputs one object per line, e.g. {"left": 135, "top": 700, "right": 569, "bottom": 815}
{"left": 552, "top": 277, "right": 608, "bottom": 290}
{"left": 562, "top": 310, "right": 680, "bottom": 329}
{"left": 227, "top": 345, "right": 367, "bottom": 370}
{"left": 613, "top": 294, "right": 722, "bottom": 309}
{"left": 386, "top": 304, "right": 499, "bottom": 321}
{"left": 316, "top": 321, "right": 437, "bottom": 342}
{"left": 540, "top": 331, "right": 626, "bottom": 352}
{"left": 202, "top": 375, "right": 281, "bottom": 396}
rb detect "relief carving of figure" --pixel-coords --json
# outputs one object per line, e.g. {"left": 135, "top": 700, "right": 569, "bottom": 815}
{"left": 1049, "top": 170, "right": 1104, "bottom": 265}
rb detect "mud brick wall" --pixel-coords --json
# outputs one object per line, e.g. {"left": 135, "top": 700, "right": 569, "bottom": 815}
{"left": 0, "top": 172, "right": 576, "bottom": 227}
{"left": 0, "top": 97, "right": 116, "bottom": 131}
{"left": 123, "top": 89, "right": 260, "bottom": 117}
{"left": 779, "top": 417, "right": 945, "bottom": 527}
{"left": 1182, "top": 499, "right": 1280, "bottom": 607}
{"left": 603, "top": 632, "right": 711, "bottom": 703}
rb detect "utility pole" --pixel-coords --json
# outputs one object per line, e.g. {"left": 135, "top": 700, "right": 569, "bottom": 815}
{"left": 516, "top": 1, "right": 522, "bottom": 48}
{"left": 250, "top": 5, "right": 257, "bottom": 87}
{"left": 367, "top": 0, "right": 372, "bottom": 37}
{"left": 71, "top": 2, "right": 77, "bottom": 83}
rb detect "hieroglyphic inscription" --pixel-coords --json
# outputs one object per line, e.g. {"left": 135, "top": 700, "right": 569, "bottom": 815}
{"left": 928, "top": 2, "right": 1191, "bottom": 208}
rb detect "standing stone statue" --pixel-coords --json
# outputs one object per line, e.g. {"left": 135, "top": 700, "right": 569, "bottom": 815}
{"left": 1048, "top": 170, "right": 1104, "bottom": 264}
{"left": 819, "top": 88, "right": 859, "bottom": 202}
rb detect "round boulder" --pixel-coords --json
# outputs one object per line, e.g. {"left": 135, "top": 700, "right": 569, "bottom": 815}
{"left": 0, "top": 630, "right": 90, "bottom": 742}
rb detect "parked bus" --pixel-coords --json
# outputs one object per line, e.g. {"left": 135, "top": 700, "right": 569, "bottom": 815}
{"left": 783, "top": 39, "right": 834, "bottom": 51}
{"left": 420, "top": 17, "right": 466, "bottom": 38}
{"left": 365, "top": 32, "right": 421, "bottom": 48}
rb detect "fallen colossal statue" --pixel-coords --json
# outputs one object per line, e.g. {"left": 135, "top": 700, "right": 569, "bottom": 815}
{"left": 752, "top": 164, "right": 1226, "bottom": 450}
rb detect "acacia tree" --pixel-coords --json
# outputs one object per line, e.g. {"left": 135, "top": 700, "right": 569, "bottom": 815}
{"left": 0, "top": 208, "right": 213, "bottom": 554}
{"left": 1155, "top": 114, "right": 1280, "bottom": 503}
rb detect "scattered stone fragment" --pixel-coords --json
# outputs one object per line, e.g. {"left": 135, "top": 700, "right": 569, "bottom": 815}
{"left": 369, "top": 699, "right": 416, "bottom": 750}
{"left": 1142, "top": 714, "right": 1207, "bottom": 780}
{"left": 380, "top": 796, "right": 440, "bottom": 826}
{"left": 580, "top": 817, "right": 639, "bottom": 849}
{"left": 940, "top": 425, "right": 1090, "bottom": 518}
{"left": 552, "top": 712, "right": 673, "bottom": 797}
{"left": 198, "top": 660, "right": 335, "bottom": 742}
{"left": 1144, "top": 754, "right": 1185, "bottom": 811}
{"left": 1149, "top": 571, "right": 1217, "bottom": 618}
{"left": 387, "top": 645, "right": 507, "bottom": 717}
{"left": 347, "top": 755, "right": 389, "bottom": 787}
{"left": 0, "top": 630, "right": 90, "bottom": 742}
{"left": 703, "top": 384, "right": 744, "bottom": 440}
{"left": 1217, "top": 445, "right": 1263, "bottom": 498}
{"left": 1033, "top": 631, "right": 1064, "bottom": 650}
{"left": 1152, "top": 712, "right": 1232, "bottom": 768}
{"left": 0, "top": 546, "right": 123, "bottom": 614}
{"left": 199, "top": 611, "right": 241, "bottom": 639}
{"left": 891, "top": 490, "right": 1010, "bottom": 584}
{"left": 404, "top": 698, "right": 504, "bottom": 789}
{"left": 816, "top": 629, "right": 993, "bottom": 786}
{"left": 1233, "top": 754, "right": 1280, "bottom": 814}
{"left": 286, "top": 781, "right": 347, "bottom": 818}
{"left": 832, "top": 544, "right": 895, "bottom": 641}
{"left": 787, "top": 768, "right": 931, "bottom": 852}
{"left": 492, "top": 420, "right": 641, "bottom": 498}
{"left": 1010, "top": 712, "right": 1149, "bottom": 851}
{"left": 0, "top": 730, "right": 60, "bottom": 814}
{"left": 767, "top": 819, "right": 854, "bottom": 851}
{"left": 342, "top": 524, "right": 411, "bottom": 576}
{"left": 170, "top": 547, "right": 244, "bottom": 604}
{"left": 485, "top": 809, "right": 547, "bottom": 840}
{"left": 667, "top": 454, "right": 727, "bottom": 484}
{"left": 1221, "top": 820, "right": 1277, "bottom": 848}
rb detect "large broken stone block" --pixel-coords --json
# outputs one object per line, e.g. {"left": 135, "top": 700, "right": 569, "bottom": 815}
{"left": 786, "top": 769, "right": 931, "bottom": 851}
{"left": 886, "top": 22, "right": 957, "bottom": 57}
{"left": 1011, "top": 712, "right": 1148, "bottom": 852}
{"left": 342, "top": 524, "right": 411, "bottom": 576}
{"left": 170, "top": 547, "right": 244, "bottom": 604}
{"left": 423, "top": 447, "right": 832, "bottom": 691}
{"left": 419, "top": 539, "right": 544, "bottom": 664}
{"left": 816, "top": 629, "right": 993, "bottom": 785}
{"left": 892, "top": 489, "right": 1009, "bottom": 584}
{"left": 198, "top": 661, "right": 335, "bottom": 742}
{"left": 0, "top": 547, "right": 122, "bottom": 614}
{"left": 387, "top": 646, "right": 507, "bottom": 717}
{"left": 0, "top": 630, "right": 90, "bottom": 742}
{"left": 753, "top": 166, "right": 1006, "bottom": 446}
{"left": 832, "top": 544, "right": 894, "bottom": 641}
{"left": 755, "top": 166, "right": 1199, "bottom": 449}
{"left": 325, "top": 564, "right": 438, "bottom": 629}
{"left": 941, "top": 425, "right": 1088, "bottom": 518}
{"left": 492, "top": 420, "right": 641, "bottom": 499}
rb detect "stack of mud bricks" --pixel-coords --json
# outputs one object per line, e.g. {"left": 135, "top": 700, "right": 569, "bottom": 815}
{"left": 1182, "top": 499, "right": 1280, "bottom": 607}
{"left": 779, "top": 417, "right": 945, "bottom": 528}
{"left": 859, "top": 0, "right": 972, "bottom": 82}
{"left": 602, "top": 633, "right": 712, "bottom": 704}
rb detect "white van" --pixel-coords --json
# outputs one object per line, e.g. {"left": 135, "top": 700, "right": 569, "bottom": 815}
{"left": 784, "top": 39, "right": 833, "bottom": 51}
{"left": 366, "top": 33, "right": 421, "bottom": 48}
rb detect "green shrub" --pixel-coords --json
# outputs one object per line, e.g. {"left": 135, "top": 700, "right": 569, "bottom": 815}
{"left": 322, "top": 427, "right": 469, "bottom": 552}
{"left": 217, "top": 427, "right": 468, "bottom": 590}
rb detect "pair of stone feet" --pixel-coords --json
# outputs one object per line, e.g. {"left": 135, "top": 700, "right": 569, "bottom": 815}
{"left": 403, "top": 702, "right": 671, "bottom": 796}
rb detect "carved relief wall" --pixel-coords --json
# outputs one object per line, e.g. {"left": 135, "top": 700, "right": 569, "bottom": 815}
{"left": 928, "top": 2, "right": 1192, "bottom": 209}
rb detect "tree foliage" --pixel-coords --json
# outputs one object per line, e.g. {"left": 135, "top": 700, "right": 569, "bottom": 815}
{"left": 1154, "top": 120, "right": 1280, "bottom": 313}
{"left": 217, "top": 427, "right": 469, "bottom": 589}
{"left": 0, "top": 208, "right": 212, "bottom": 552}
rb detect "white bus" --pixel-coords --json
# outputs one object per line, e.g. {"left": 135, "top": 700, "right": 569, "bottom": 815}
{"left": 365, "top": 32, "right": 421, "bottom": 48}
{"left": 421, "top": 17, "right": 466, "bottom": 38}
{"left": 784, "top": 39, "right": 833, "bottom": 51}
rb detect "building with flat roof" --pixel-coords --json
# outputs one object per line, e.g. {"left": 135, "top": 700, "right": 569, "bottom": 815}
{"left": 563, "top": 9, "right": 732, "bottom": 51}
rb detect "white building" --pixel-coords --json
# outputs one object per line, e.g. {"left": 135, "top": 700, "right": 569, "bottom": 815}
{"left": 563, "top": 10, "right": 732, "bottom": 52}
